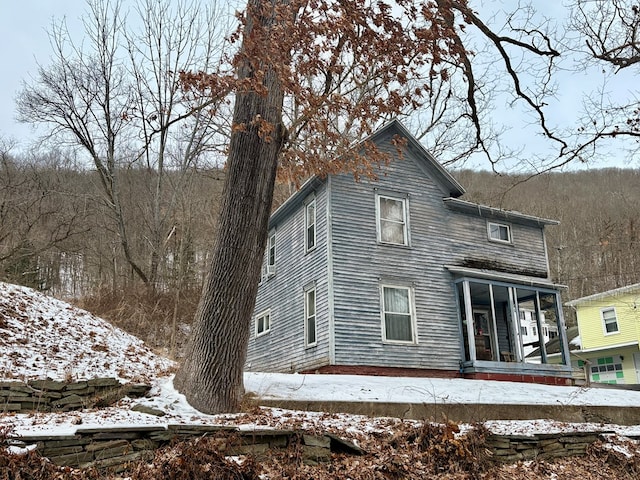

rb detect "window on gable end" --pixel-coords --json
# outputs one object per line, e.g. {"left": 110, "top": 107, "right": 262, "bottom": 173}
{"left": 487, "top": 222, "right": 512, "bottom": 244}
{"left": 305, "top": 198, "right": 316, "bottom": 252}
{"left": 602, "top": 307, "right": 619, "bottom": 334}
{"left": 376, "top": 194, "right": 409, "bottom": 246}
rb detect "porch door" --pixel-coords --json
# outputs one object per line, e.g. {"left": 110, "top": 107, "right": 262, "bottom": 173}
{"left": 473, "top": 309, "right": 497, "bottom": 361}
{"left": 634, "top": 353, "right": 640, "bottom": 383}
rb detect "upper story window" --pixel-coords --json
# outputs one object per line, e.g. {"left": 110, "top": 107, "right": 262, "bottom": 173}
{"left": 381, "top": 284, "right": 415, "bottom": 343}
{"left": 255, "top": 309, "right": 271, "bottom": 337}
{"left": 304, "top": 285, "right": 317, "bottom": 347}
{"left": 267, "top": 231, "right": 276, "bottom": 275}
{"left": 376, "top": 194, "right": 409, "bottom": 246}
{"left": 602, "top": 307, "right": 619, "bottom": 334}
{"left": 487, "top": 221, "right": 512, "bottom": 244}
{"left": 305, "top": 198, "right": 316, "bottom": 252}
{"left": 261, "top": 231, "right": 276, "bottom": 281}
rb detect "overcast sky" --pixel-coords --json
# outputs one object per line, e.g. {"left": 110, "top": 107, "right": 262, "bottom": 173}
{"left": 0, "top": 3, "right": 88, "bottom": 148}
{"left": 0, "top": 2, "right": 637, "bottom": 171}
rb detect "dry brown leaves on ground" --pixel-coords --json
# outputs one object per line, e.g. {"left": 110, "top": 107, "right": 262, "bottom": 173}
{"left": 3, "top": 423, "right": 640, "bottom": 479}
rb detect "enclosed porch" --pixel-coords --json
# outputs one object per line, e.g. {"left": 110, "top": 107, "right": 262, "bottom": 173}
{"left": 448, "top": 266, "right": 574, "bottom": 383}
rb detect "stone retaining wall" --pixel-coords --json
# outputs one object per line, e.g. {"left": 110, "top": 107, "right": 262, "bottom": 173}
{"left": 7, "top": 425, "right": 363, "bottom": 472}
{"left": 0, "top": 379, "right": 150, "bottom": 413}
{"left": 488, "top": 431, "right": 613, "bottom": 462}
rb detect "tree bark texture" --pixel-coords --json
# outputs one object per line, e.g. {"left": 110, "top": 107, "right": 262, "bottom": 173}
{"left": 174, "top": 0, "right": 287, "bottom": 413}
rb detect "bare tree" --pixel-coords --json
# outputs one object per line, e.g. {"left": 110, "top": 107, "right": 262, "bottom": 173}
{"left": 0, "top": 145, "right": 88, "bottom": 290}
{"left": 16, "top": 0, "right": 230, "bottom": 291}
{"left": 566, "top": 0, "right": 640, "bottom": 161}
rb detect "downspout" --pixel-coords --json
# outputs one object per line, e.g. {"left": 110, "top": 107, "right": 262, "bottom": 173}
{"left": 326, "top": 175, "right": 335, "bottom": 365}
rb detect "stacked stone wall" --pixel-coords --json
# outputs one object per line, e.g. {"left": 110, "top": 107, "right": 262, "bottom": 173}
{"left": 7, "top": 425, "right": 360, "bottom": 472}
{"left": 0, "top": 379, "right": 149, "bottom": 413}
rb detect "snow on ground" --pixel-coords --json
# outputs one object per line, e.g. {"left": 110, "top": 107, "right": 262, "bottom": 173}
{"left": 2, "top": 281, "right": 640, "bottom": 442}
{"left": 0, "top": 282, "right": 174, "bottom": 382}
{"left": 244, "top": 371, "right": 640, "bottom": 407}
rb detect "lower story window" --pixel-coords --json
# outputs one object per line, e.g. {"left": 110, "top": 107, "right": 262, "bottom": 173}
{"left": 305, "top": 286, "right": 316, "bottom": 346}
{"left": 255, "top": 310, "right": 270, "bottom": 336}
{"left": 381, "top": 285, "right": 415, "bottom": 343}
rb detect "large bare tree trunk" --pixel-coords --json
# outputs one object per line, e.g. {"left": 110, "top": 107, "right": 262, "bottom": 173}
{"left": 174, "top": 0, "right": 286, "bottom": 413}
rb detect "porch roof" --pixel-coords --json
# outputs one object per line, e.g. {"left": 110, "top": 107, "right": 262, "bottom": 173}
{"left": 444, "top": 265, "right": 566, "bottom": 291}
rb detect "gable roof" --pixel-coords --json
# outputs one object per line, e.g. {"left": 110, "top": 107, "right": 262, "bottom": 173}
{"left": 565, "top": 283, "right": 640, "bottom": 307}
{"left": 269, "top": 119, "right": 465, "bottom": 227}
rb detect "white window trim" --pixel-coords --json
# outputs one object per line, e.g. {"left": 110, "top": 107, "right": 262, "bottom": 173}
{"left": 380, "top": 284, "right": 417, "bottom": 344}
{"left": 255, "top": 309, "right": 271, "bottom": 337}
{"left": 601, "top": 307, "right": 620, "bottom": 335}
{"left": 375, "top": 194, "right": 410, "bottom": 246}
{"left": 304, "top": 285, "right": 317, "bottom": 347}
{"left": 305, "top": 198, "right": 316, "bottom": 253}
{"left": 487, "top": 221, "right": 512, "bottom": 244}
{"left": 266, "top": 231, "right": 276, "bottom": 276}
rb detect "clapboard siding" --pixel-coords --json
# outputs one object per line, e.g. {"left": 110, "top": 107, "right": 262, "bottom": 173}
{"left": 246, "top": 120, "right": 557, "bottom": 375}
{"left": 330, "top": 130, "right": 552, "bottom": 371}
{"left": 246, "top": 181, "right": 330, "bottom": 372}
{"left": 331, "top": 139, "right": 463, "bottom": 370}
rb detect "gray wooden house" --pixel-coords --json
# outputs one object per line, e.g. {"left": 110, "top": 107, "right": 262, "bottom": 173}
{"left": 246, "top": 120, "right": 573, "bottom": 384}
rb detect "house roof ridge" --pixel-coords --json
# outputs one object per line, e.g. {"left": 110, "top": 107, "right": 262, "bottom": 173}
{"left": 565, "top": 282, "right": 640, "bottom": 306}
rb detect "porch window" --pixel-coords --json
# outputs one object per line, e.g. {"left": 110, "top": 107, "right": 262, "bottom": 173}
{"left": 381, "top": 285, "right": 415, "bottom": 343}
{"left": 305, "top": 285, "right": 316, "bottom": 346}
{"left": 255, "top": 310, "right": 270, "bottom": 337}
{"left": 376, "top": 195, "right": 408, "bottom": 245}
{"left": 487, "top": 222, "right": 511, "bottom": 244}
{"left": 455, "top": 278, "right": 567, "bottom": 366}
{"left": 305, "top": 198, "right": 316, "bottom": 252}
{"left": 602, "top": 308, "right": 619, "bottom": 334}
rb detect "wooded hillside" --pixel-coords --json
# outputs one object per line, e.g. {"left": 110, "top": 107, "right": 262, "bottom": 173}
{"left": 1, "top": 151, "right": 638, "bottom": 352}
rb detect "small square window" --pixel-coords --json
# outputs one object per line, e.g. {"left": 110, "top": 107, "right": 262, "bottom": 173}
{"left": 487, "top": 222, "right": 512, "bottom": 244}
{"left": 255, "top": 310, "right": 271, "bottom": 337}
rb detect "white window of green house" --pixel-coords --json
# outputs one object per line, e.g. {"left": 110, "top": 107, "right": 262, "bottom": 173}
{"left": 305, "top": 199, "right": 316, "bottom": 252}
{"left": 376, "top": 195, "right": 408, "bottom": 245}
{"left": 602, "top": 307, "right": 619, "bottom": 334}
{"left": 583, "top": 356, "right": 624, "bottom": 384}
{"left": 381, "top": 285, "right": 415, "bottom": 343}
{"left": 305, "top": 286, "right": 316, "bottom": 346}
{"left": 487, "top": 222, "right": 511, "bottom": 244}
{"left": 255, "top": 310, "right": 270, "bottom": 337}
